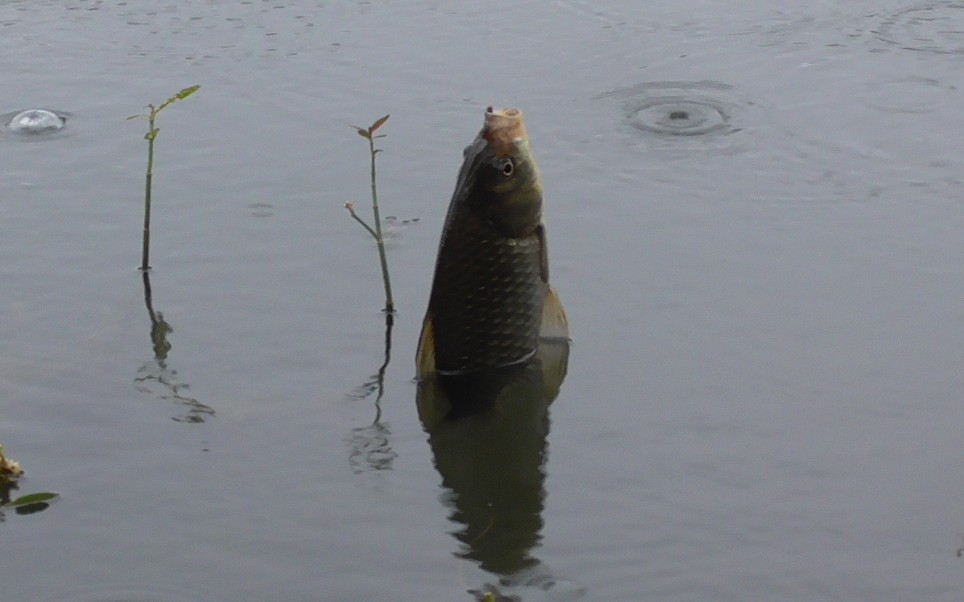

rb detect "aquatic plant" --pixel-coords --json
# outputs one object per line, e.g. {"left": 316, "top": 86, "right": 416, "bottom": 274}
{"left": 343, "top": 114, "right": 395, "bottom": 314}
{"left": 0, "top": 491, "right": 60, "bottom": 519}
{"left": 127, "top": 84, "right": 201, "bottom": 271}
{"left": 0, "top": 444, "right": 23, "bottom": 477}
{"left": 0, "top": 445, "right": 60, "bottom": 520}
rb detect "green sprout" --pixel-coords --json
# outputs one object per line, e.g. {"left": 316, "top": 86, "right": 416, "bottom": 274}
{"left": 127, "top": 84, "right": 201, "bottom": 271}
{"left": 343, "top": 114, "right": 395, "bottom": 314}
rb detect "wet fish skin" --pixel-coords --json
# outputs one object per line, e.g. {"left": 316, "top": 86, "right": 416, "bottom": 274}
{"left": 417, "top": 108, "right": 567, "bottom": 377}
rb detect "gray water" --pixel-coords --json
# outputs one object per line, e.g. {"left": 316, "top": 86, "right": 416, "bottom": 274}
{"left": 2, "top": 1, "right": 963, "bottom": 600}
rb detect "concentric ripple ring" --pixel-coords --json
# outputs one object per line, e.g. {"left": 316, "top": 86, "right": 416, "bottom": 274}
{"left": 602, "top": 80, "right": 751, "bottom": 155}
{"left": 629, "top": 98, "right": 729, "bottom": 136}
{"left": 874, "top": 2, "right": 964, "bottom": 55}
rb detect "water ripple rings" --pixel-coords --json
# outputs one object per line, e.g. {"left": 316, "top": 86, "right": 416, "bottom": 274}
{"left": 602, "top": 80, "right": 752, "bottom": 155}
{"left": 874, "top": 3, "right": 964, "bottom": 55}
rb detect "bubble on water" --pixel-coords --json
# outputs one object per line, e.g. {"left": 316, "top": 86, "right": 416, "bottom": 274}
{"left": 602, "top": 81, "right": 752, "bottom": 155}
{"left": 6, "top": 109, "right": 66, "bottom": 133}
{"left": 873, "top": 3, "right": 964, "bottom": 55}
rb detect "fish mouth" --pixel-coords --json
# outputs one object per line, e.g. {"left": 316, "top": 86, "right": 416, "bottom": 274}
{"left": 483, "top": 106, "right": 527, "bottom": 156}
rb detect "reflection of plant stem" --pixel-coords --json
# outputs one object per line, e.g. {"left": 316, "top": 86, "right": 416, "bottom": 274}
{"left": 344, "top": 114, "right": 395, "bottom": 314}
{"left": 142, "top": 270, "right": 172, "bottom": 360}
{"left": 137, "top": 270, "right": 213, "bottom": 423}
{"left": 346, "top": 312, "right": 396, "bottom": 473}
{"left": 347, "top": 311, "right": 394, "bottom": 408}
{"left": 374, "top": 311, "right": 394, "bottom": 418}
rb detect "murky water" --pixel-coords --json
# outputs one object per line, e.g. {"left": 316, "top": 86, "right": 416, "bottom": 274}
{"left": 2, "top": 1, "right": 963, "bottom": 600}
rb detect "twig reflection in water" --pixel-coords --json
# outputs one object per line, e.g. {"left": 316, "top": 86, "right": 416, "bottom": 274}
{"left": 418, "top": 338, "right": 584, "bottom": 601}
{"left": 346, "top": 312, "right": 397, "bottom": 474}
{"left": 134, "top": 270, "right": 214, "bottom": 423}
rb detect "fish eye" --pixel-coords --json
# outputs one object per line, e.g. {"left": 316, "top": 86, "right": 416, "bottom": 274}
{"left": 500, "top": 158, "right": 514, "bottom": 177}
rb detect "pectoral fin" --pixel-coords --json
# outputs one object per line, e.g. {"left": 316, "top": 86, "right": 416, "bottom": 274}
{"left": 540, "top": 285, "right": 569, "bottom": 340}
{"left": 415, "top": 314, "right": 437, "bottom": 380}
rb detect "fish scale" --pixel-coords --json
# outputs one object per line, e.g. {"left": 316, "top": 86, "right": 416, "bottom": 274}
{"left": 431, "top": 208, "right": 545, "bottom": 373}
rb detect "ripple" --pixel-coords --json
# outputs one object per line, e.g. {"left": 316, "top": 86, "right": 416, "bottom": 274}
{"left": 602, "top": 81, "right": 751, "bottom": 154}
{"left": 247, "top": 202, "right": 275, "bottom": 218}
{"left": 629, "top": 99, "right": 729, "bottom": 136}
{"left": 42, "top": 585, "right": 207, "bottom": 602}
{"left": 861, "top": 76, "right": 957, "bottom": 114}
{"left": 873, "top": 3, "right": 964, "bottom": 55}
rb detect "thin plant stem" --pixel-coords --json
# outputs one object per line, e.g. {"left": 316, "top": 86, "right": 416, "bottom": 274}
{"left": 344, "top": 202, "right": 378, "bottom": 239}
{"left": 367, "top": 135, "right": 394, "bottom": 314}
{"left": 129, "top": 85, "right": 199, "bottom": 272}
{"left": 141, "top": 107, "right": 156, "bottom": 271}
{"left": 344, "top": 115, "right": 395, "bottom": 314}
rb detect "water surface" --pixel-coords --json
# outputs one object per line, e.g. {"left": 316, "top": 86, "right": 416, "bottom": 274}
{"left": 2, "top": 1, "right": 963, "bottom": 600}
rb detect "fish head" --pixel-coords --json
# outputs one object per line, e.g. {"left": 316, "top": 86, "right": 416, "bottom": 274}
{"left": 458, "top": 107, "right": 543, "bottom": 238}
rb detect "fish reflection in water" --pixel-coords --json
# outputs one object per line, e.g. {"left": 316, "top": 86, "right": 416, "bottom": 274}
{"left": 418, "top": 339, "right": 583, "bottom": 600}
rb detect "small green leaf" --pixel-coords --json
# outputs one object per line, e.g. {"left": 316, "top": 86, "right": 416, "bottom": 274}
{"left": 369, "top": 114, "right": 390, "bottom": 133}
{"left": 126, "top": 114, "right": 144, "bottom": 121}
{"left": 356, "top": 128, "right": 372, "bottom": 140}
{"left": 9, "top": 492, "right": 59, "bottom": 507}
{"left": 175, "top": 84, "right": 201, "bottom": 100}
{"left": 157, "top": 84, "right": 201, "bottom": 113}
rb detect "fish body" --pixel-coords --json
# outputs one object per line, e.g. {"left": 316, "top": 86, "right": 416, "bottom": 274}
{"left": 417, "top": 108, "right": 568, "bottom": 378}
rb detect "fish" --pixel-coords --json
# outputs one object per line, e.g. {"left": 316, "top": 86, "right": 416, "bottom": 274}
{"left": 416, "top": 107, "right": 569, "bottom": 379}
